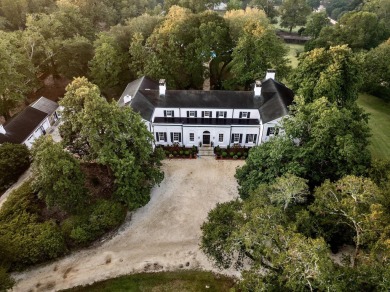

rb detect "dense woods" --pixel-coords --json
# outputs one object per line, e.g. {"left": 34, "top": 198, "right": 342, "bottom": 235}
{"left": 0, "top": 0, "right": 390, "bottom": 290}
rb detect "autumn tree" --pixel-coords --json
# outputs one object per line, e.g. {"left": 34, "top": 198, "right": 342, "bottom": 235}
{"left": 290, "top": 45, "right": 363, "bottom": 107}
{"left": 279, "top": 0, "right": 311, "bottom": 33}
{"left": 31, "top": 136, "right": 88, "bottom": 214}
{"left": 248, "top": 0, "right": 278, "bottom": 21}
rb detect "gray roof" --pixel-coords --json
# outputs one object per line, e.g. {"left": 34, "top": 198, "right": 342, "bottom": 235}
{"left": 120, "top": 77, "right": 294, "bottom": 124}
{"left": 0, "top": 107, "right": 48, "bottom": 144}
{"left": 30, "top": 97, "right": 59, "bottom": 115}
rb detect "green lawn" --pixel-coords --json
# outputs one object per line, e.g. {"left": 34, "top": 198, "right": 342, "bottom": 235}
{"left": 65, "top": 271, "right": 236, "bottom": 292}
{"left": 357, "top": 94, "right": 390, "bottom": 160}
{"left": 286, "top": 43, "right": 304, "bottom": 68}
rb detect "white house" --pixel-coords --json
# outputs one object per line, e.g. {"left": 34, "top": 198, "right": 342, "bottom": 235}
{"left": 118, "top": 70, "right": 294, "bottom": 148}
{"left": 0, "top": 97, "right": 60, "bottom": 149}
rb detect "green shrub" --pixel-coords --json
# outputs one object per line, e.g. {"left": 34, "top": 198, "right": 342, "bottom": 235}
{"left": 0, "top": 267, "right": 14, "bottom": 291}
{"left": 62, "top": 200, "right": 126, "bottom": 246}
{"left": 179, "top": 150, "right": 184, "bottom": 155}
{"left": 0, "top": 143, "right": 30, "bottom": 191}
{"left": 222, "top": 152, "right": 228, "bottom": 157}
{"left": 165, "top": 150, "right": 170, "bottom": 156}
{"left": 233, "top": 155, "right": 238, "bottom": 160}
{"left": 230, "top": 152, "right": 234, "bottom": 157}
{"left": 237, "top": 152, "right": 242, "bottom": 157}
{"left": 173, "top": 151, "right": 177, "bottom": 155}
{"left": 184, "top": 150, "right": 190, "bottom": 156}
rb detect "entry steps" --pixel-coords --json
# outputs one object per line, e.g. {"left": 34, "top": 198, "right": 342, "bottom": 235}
{"left": 198, "top": 146, "right": 215, "bottom": 157}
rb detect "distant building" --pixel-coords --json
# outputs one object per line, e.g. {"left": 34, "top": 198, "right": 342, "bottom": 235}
{"left": 0, "top": 97, "right": 61, "bottom": 148}
{"left": 119, "top": 70, "right": 294, "bottom": 148}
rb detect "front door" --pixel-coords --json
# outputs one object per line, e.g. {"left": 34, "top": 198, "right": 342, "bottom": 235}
{"left": 203, "top": 131, "right": 210, "bottom": 145}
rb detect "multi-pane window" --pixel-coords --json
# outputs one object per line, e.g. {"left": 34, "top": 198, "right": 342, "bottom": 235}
{"left": 233, "top": 133, "right": 240, "bottom": 143}
{"left": 219, "top": 133, "right": 223, "bottom": 142}
{"left": 217, "top": 111, "right": 226, "bottom": 118}
{"left": 189, "top": 133, "right": 194, "bottom": 141}
{"left": 165, "top": 110, "right": 173, "bottom": 117}
{"left": 203, "top": 111, "right": 212, "bottom": 118}
{"left": 157, "top": 132, "right": 166, "bottom": 142}
{"left": 173, "top": 132, "right": 180, "bottom": 142}
{"left": 239, "top": 111, "right": 251, "bottom": 118}
{"left": 267, "top": 127, "right": 275, "bottom": 136}
{"left": 189, "top": 111, "right": 196, "bottom": 117}
{"left": 246, "top": 134, "right": 257, "bottom": 143}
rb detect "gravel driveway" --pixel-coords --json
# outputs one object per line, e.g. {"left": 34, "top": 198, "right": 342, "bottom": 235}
{"left": 12, "top": 158, "right": 244, "bottom": 292}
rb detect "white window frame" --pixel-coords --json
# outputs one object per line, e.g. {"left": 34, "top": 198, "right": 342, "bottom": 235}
{"left": 173, "top": 132, "right": 180, "bottom": 142}
{"left": 189, "top": 111, "right": 196, "bottom": 117}
{"left": 189, "top": 133, "right": 195, "bottom": 142}
{"left": 158, "top": 132, "right": 166, "bottom": 141}
{"left": 241, "top": 112, "right": 248, "bottom": 118}
{"left": 204, "top": 111, "right": 211, "bottom": 118}
{"left": 165, "top": 110, "right": 173, "bottom": 117}
{"left": 217, "top": 111, "right": 225, "bottom": 118}
{"left": 247, "top": 134, "right": 254, "bottom": 143}
{"left": 219, "top": 133, "right": 223, "bottom": 142}
{"left": 267, "top": 127, "right": 276, "bottom": 136}
{"left": 233, "top": 133, "right": 240, "bottom": 143}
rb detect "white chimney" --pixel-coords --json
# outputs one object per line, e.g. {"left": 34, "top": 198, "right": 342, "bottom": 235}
{"left": 0, "top": 125, "right": 5, "bottom": 134}
{"left": 159, "top": 79, "right": 166, "bottom": 96}
{"left": 254, "top": 80, "right": 262, "bottom": 97}
{"left": 265, "top": 69, "right": 276, "bottom": 80}
{"left": 123, "top": 95, "right": 132, "bottom": 104}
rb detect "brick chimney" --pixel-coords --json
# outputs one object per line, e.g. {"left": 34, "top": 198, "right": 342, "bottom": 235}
{"left": 159, "top": 79, "right": 166, "bottom": 96}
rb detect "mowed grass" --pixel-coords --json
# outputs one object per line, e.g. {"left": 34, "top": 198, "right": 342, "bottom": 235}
{"left": 357, "top": 93, "right": 390, "bottom": 159}
{"left": 65, "top": 271, "right": 236, "bottom": 292}
{"left": 286, "top": 43, "right": 304, "bottom": 68}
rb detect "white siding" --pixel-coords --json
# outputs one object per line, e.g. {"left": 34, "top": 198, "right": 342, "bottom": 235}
{"left": 261, "top": 117, "right": 283, "bottom": 143}
{"left": 232, "top": 109, "right": 260, "bottom": 119}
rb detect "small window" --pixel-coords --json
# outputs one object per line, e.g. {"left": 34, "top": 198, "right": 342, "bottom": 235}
{"left": 173, "top": 132, "right": 180, "bottom": 142}
{"left": 233, "top": 133, "right": 240, "bottom": 143}
{"left": 217, "top": 111, "right": 225, "bottom": 118}
{"left": 267, "top": 127, "right": 275, "bottom": 136}
{"left": 241, "top": 112, "right": 248, "bottom": 118}
{"left": 189, "top": 111, "right": 196, "bottom": 117}
{"left": 189, "top": 133, "right": 194, "bottom": 142}
{"left": 246, "top": 134, "right": 257, "bottom": 143}
{"left": 203, "top": 111, "right": 211, "bottom": 118}
{"left": 248, "top": 134, "right": 254, "bottom": 143}
{"left": 158, "top": 132, "right": 166, "bottom": 141}
{"left": 165, "top": 110, "right": 173, "bottom": 117}
{"left": 219, "top": 134, "right": 223, "bottom": 142}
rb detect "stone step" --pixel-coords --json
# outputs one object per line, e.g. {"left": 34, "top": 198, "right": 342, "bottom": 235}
{"left": 198, "top": 146, "right": 215, "bottom": 156}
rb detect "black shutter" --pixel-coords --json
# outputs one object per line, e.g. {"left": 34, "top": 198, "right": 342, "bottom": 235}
{"left": 231, "top": 134, "right": 234, "bottom": 143}
{"left": 172, "top": 111, "right": 174, "bottom": 117}
{"left": 209, "top": 111, "right": 212, "bottom": 118}
{"left": 216, "top": 112, "right": 219, "bottom": 118}
{"left": 254, "top": 134, "right": 257, "bottom": 143}
{"left": 156, "top": 132, "right": 159, "bottom": 142}
{"left": 267, "top": 128, "right": 271, "bottom": 136}
{"left": 245, "top": 135, "right": 248, "bottom": 143}
{"left": 195, "top": 111, "right": 197, "bottom": 117}
{"left": 187, "top": 111, "right": 189, "bottom": 117}
{"left": 170, "top": 133, "right": 173, "bottom": 142}
{"left": 164, "top": 133, "right": 167, "bottom": 142}
{"left": 224, "top": 112, "right": 227, "bottom": 118}
{"left": 239, "top": 112, "right": 242, "bottom": 118}
{"left": 164, "top": 110, "right": 167, "bottom": 117}
{"left": 202, "top": 111, "right": 204, "bottom": 117}
{"left": 239, "top": 134, "right": 243, "bottom": 143}
{"left": 179, "top": 133, "right": 182, "bottom": 142}
{"left": 247, "top": 112, "right": 251, "bottom": 118}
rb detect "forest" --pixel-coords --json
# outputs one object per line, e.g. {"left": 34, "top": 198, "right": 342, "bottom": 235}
{"left": 0, "top": 0, "right": 390, "bottom": 290}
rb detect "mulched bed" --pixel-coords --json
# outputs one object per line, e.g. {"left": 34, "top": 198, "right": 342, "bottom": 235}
{"left": 157, "top": 145, "right": 198, "bottom": 159}
{"left": 214, "top": 146, "right": 251, "bottom": 160}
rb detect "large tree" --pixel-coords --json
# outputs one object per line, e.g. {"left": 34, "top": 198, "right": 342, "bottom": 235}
{"left": 59, "top": 77, "right": 164, "bottom": 209}
{"left": 290, "top": 45, "right": 363, "bottom": 107}
{"left": 279, "top": 0, "right": 311, "bottom": 33}
{"left": 31, "top": 136, "right": 88, "bottom": 214}
{"left": 236, "top": 96, "right": 371, "bottom": 197}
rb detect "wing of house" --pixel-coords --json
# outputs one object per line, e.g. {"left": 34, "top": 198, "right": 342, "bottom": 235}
{"left": 119, "top": 71, "right": 294, "bottom": 147}
{"left": 0, "top": 97, "right": 60, "bottom": 148}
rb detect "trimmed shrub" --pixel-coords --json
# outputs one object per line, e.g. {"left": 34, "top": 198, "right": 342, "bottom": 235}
{"left": 230, "top": 152, "right": 234, "bottom": 157}
{"left": 237, "top": 152, "right": 242, "bottom": 157}
{"left": 0, "top": 143, "right": 30, "bottom": 191}
{"left": 222, "top": 152, "right": 228, "bottom": 157}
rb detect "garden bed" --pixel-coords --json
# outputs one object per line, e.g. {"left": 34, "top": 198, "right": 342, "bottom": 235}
{"left": 157, "top": 144, "right": 198, "bottom": 159}
{"left": 214, "top": 145, "right": 251, "bottom": 160}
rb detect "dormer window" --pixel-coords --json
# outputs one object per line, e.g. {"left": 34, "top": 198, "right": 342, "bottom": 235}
{"left": 217, "top": 111, "right": 226, "bottom": 118}
{"left": 202, "top": 111, "right": 212, "bottom": 118}
{"left": 187, "top": 111, "right": 197, "bottom": 118}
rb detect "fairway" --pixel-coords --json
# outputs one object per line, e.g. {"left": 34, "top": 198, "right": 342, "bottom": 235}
{"left": 357, "top": 94, "right": 390, "bottom": 159}
{"left": 66, "top": 271, "right": 235, "bottom": 292}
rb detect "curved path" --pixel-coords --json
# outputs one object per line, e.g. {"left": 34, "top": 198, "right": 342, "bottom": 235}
{"left": 12, "top": 158, "right": 244, "bottom": 291}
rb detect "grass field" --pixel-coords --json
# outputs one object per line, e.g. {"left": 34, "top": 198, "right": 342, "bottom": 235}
{"left": 66, "top": 271, "right": 236, "bottom": 292}
{"left": 286, "top": 43, "right": 304, "bottom": 68}
{"left": 357, "top": 93, "right": 390, "bottom": 160}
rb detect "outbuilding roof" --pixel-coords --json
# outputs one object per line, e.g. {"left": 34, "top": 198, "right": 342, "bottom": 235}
{"left": 120, "top": 76, "right": 294, "bottom": 124}
{"left": 30, "top": 96, "right": 59, "bottom": 115}
{"left": 0, "top": 107, "right": 48, "bottom": 144}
